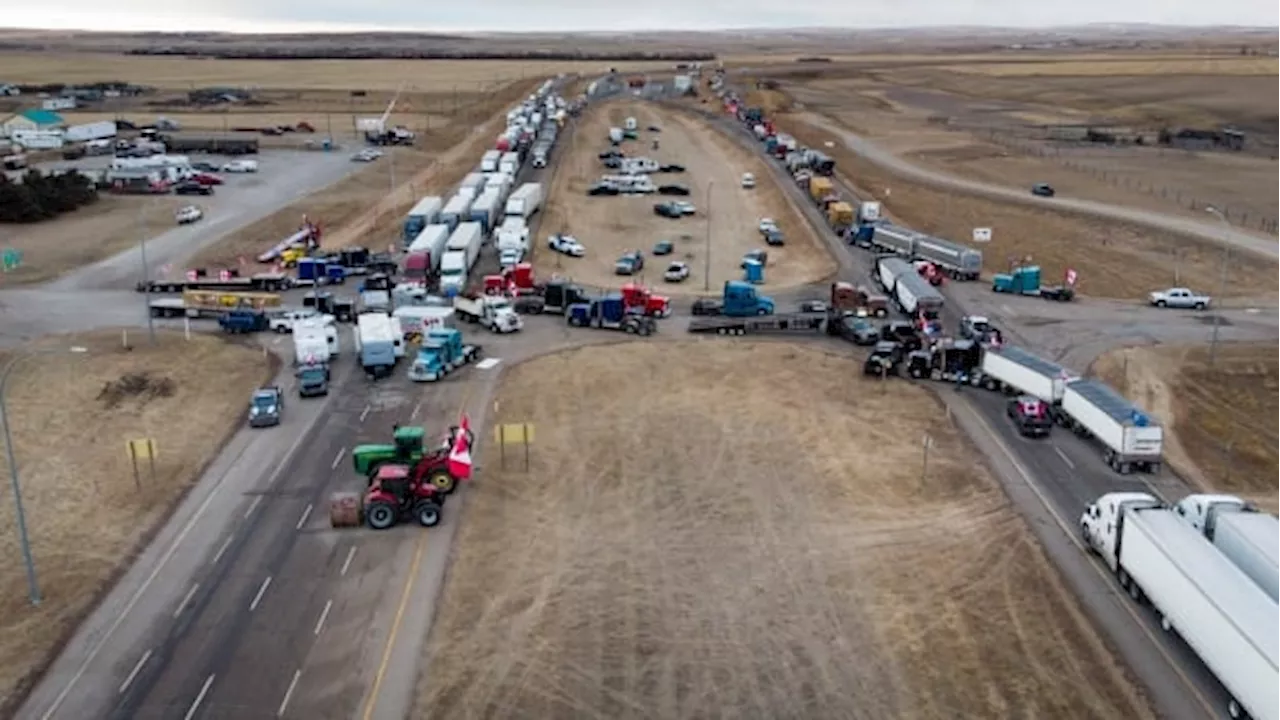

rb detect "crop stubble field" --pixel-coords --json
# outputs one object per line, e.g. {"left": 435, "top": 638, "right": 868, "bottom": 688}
{"left": 538, "top": 99, "right": 834, "bottom": 293}
{"left": 416, "top": 341, "right": 1152, "bottom": 719}
{"left": 0, "top": 331, "right": 271, "bottom": 711}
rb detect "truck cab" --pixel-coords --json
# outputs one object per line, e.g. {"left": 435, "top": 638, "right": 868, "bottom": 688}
{"left": 408, "top": 328, "right": 476, "bottom": 382}
{"left": 219, "top": 309, "right": 268, "bottom": 334}
{"left": 992, "top": 265, "right": 1041, "bottom": 295}
{"left": 722, "top": 281, "right": 774, "bottom": 317}
{"left": 1172, "top": 494, "right": 1250, "bottom": 535}
{"left": 863, "top": 341, "right": 904, "bottom": 376}
{"left": 541, "top": 280, "right": 591, "bottom": 314}
{"left": 295, "top": 363, "right": 330, "bottom": 397}
{"left": 1079, "top": 492, "right": 1161, "bottom": 569}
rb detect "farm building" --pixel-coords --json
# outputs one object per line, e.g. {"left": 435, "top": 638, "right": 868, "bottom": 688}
{"left": 1, "top": 109, "right": 67, "bottom": 136}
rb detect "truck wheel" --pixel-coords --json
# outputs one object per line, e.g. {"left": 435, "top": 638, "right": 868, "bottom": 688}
{"left": 638, "top": 324, "right": 652, "bottom": 337}
{"left": 1155, "top": 300, "right": 1166, "bottom": 308}
{"left": 1228, "top": 700, "right": 1243, "bottom": 719}
{"left": 365, "top": 502, "right": 398, "bottom": 530}
{"left": 756, "top": 308, "right": 769, "bottom": 316}
{"left": 624, "top": 324, "right": 637, "bottom": 334}
{"left": 426, "top": 469, "right": 457, "bottom": 494}
{"left": 1194, "top": 302, "right": 1206, "bottom": 310}
{"left": 414, "top": 500, "right": 442, "bottom": 528}
{"left": 1159, "top": 614, "right": 1171, "bottom": 632}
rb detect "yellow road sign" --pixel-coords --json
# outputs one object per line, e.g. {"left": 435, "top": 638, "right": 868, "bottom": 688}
{"left": 494, "top": 423, "right": 534, "bottom": 445}
{"left": 126, "top": 438, "right": 157, "bottom": 460}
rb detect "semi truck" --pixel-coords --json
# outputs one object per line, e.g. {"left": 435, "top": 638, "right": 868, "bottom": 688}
{"left": 1174, "top": 494, "right": 1279, "bottom": 602}
{"left": 160, "top": 134, "right": 259, "bottom": 155}
{"left": 402, "top": 196, "right": 443, "bottom": 246}
{"left": 979, "top": 345, "right": 1077, "bottom": 405}
{"left": 438, "top": 223, "right": 482, "bottom": 296}
{"left": 892, "top": 271, "right": 944, "bottom": 318}
{"left": 1081, "top": 492, "right": 1278, "bottom": 720}
{"left": 353, "top": 312, "right": 402, "bottom": 379}
{"left": 468, "top": 189, "right": 503, "bottom": 234}
{"left": 439, "top": 193, "right": 475, "bottom": 232}
{"left": 567, "top": 296, "right": 656, "bottom": 335}
{"left": 870, "top": 225, "right": 918, "bottom": 259}
{"left": 480, "top": 150, "right": 501, "bottom": 173}
{"left": 1061, "top": 379, "right": 1163, "bottom": 474}
{"left": 149, "top": 289, "right": 282, "bottom": 318}
{"left": 453, "top": 294, "right": 523, "bottom": 333}
{"left": 402, "top": 223, "right": 451, "bottom": 282}
{"left": 459, "top": 172, "right": 486, "bottom": 192}
{"left": 499, "top": 151, "right": 520, "bottom": 175}
{"left": 137, "top": 271, "right": 291, "bottom": 294}
{"left": 445, "top": 222, "right": 483, "bottom": 267}
{"left": 504, "top": 182, "right": 543, "bottom": 218}
{"left": 914, "top": 236, "right": 983, "bottom": 281}
{"left": 875, "top": 256, "right": 914, "bottom": 295}
{"left": 292, "top": 320, "right": 337, "bottom": 366}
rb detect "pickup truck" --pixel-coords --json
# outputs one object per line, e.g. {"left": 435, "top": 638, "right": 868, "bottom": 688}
{"left": 295, "top": 364, "right": 330, "bottom": 397}
{"left": 247, "top": 386, "right": 284, "bottom": 427}
{"left": 1149, "top": 287, "right": 1210, "bottom": 310}
{"left": 219, "top": 309, "right": 268, "bottom": 333}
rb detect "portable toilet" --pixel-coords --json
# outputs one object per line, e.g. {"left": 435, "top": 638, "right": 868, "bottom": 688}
{"left": 743, "top": 259, "right": 764, "bottom": 284}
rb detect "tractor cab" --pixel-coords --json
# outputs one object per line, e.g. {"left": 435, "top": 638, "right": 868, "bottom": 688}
{"left": 369, "top": 464, "right": 414, "bottom": 502}
{"left": 351, "top": 425, "right": 428, "bottom": 476}
{"left": 393, "top": 425, "right": 425, "bottom": 457}
{"left": 362, "top": 464, "right": 444, "bottom": 530}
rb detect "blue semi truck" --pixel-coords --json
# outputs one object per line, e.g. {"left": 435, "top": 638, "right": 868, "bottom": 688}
{"left": 566, "top": 295, "right": 656, "bottom": 335}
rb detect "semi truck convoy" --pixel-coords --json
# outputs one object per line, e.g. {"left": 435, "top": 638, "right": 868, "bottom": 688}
{"left": 979, "top": 345, "right": 1077, "bottom": 404}
{"left": 439, "top": 193, "right": 475, "bottom": 231}
{"left": 402, "top": 196, "right": 443, "bottom": 245}
{"left": 468, "top": 189, "right": 503, "bottom": 234}
{"left": 1082, "top": 492, "right": 1278, "bottom": 720}
{"left": 1174, "top": 494, "right": 1279, "bottom": 602}
{"left": 1061, "top": 379, "right": 1163, "bottom": 474}
{"left": 868, "top": 224, "right": 982, "bottom": 280}
{"left": 438, "top": 222, "right": 484, "bottom": 295}
{"left": 505, "top": 183, "right": 543, "bottom": 218}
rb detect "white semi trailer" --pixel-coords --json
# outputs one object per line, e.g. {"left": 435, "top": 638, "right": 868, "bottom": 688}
{"left": 1061, "top": 378, "right": 1163, "bottom": 474}
{"left": 979, "top": 345, "right": 1077, "bottom": 404}
{"left": 1175, "top": 494, "right": 1279, "bottom": 602}
{"left": 1082, "top": 492, "right": 1278, "bottom": 720}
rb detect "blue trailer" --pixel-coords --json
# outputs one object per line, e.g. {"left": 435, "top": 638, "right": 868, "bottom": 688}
{"left": 566, "top": 295, "right": 656, "bottom": 335}
{"left": 402, "top": 196, "right": 443, "bottom": 246}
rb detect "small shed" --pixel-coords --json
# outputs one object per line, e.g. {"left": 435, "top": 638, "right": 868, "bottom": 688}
{"left": 2, "top": 109, "right": 67, "bottom": 135}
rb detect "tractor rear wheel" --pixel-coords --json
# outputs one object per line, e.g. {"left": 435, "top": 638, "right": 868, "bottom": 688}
{"left": 365, "top": 501, "right": 398, "bottom": 530}
{"left": 414, "top": 500, "right": 442, "bottom": 527}
{"left": 427, "top": 468, "right": 457, "bottom": 494}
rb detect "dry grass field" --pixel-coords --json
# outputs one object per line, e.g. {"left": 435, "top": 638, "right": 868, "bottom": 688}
{"left": 939, "top": 57, "right": 1279, "bottom": 76}
{"left": 0, "top": 331, "right": 271, "bottom": 712}
{"left": 0, "top": 195, "right": 187, "bottom": 286}
{"left": 538, "top": 100, "right": 834, "bottom": 293}
{"left": 416, "top": 341, "right": 1153, "bottom": 720}
{"left": 771, "top": 116, "right": 1277, "bottom": 302}
{"left": 1094, "top": 343, "right": 1279, "bottom": 512}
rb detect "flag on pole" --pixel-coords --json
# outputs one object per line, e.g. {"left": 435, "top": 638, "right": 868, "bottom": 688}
{"left": 447, "top": 425, "right": 472, "bottom": 480}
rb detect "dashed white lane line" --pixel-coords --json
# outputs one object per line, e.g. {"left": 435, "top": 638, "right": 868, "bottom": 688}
{"left": 359, "top": 405, "right": 370, "bottom": 423}
{"left": 1053, "top": 445, "right": 1076, "bottom": 470}
{"left": 410, "top": 402, "right": 421, "bottom": 420}
{"left": 313, "top": 599, "right": 333, "bottom": 636}
{"left": 211, "top": 535, "right": 235, "bottom": 565}
{"left": 243, "top": 495, "right": 262, "bottom": 519}
{"left": 183, "top": 674, "right": 215, "bottom": 720}
{"left": 340, "top": 546, "right": 357, "bottom": 576}
{"left": 330, "top": 447, "right": 346, "bottom": 470}
{"left": 173, "top": 583, "right": 199, "bottom": 618}
{"left": 295, "top": 503, "right": 313, "bottom": 531}
{"left": 117, "top": 650, "right": 152, "bottom": 694}
{"left": 276, "top": 669, "right": 302, "bottom": 717}
{"left": 249, "top": 576, "right": 273, "bottom": 612}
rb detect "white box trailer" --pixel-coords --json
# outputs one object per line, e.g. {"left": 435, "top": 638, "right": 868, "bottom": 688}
{"left": 1083, "top": 493, "right": 1278, "bottom": 720}
{"left": 1174, "top": 494, "right": 1280, "bottom": 602}
{"left": 914, "top": 235, "right": 983, "bottom": 281}
{"left": 468, "top": 190, "right": 503, "bottom": 234}
{"left": 407, "top": 223, "right": 452, "bottom": 273}
{"left": 504, "top": 182, "right": 543, "bottom": 219}
{"left": 480, "top": 150, "right": 501, "bottom": 173}
{"left": 875, "top": 256, "right": 913, "bottom": 294}
{"left": 979, "top": 345, "right": 1077, "bottom": 403}
{"left": 893, "top": 271, "right": 944, "bottom": 317}
{"left": 1062, "top": 379, "right": 1163, "bottom": 474}
{"left": 445, "top": 222, "right": 483, "bottom": 269}
{"left": 65, "top": 120, "right": 118, "bottom": 143}
{"left": 393, "top": 306, "right": 455, "bottom": 337}
{"left": 460, "top": 172, "right": 486, "bottom": 192}
{"left": 439, "top": 193, "right": 475, "bottom": 231}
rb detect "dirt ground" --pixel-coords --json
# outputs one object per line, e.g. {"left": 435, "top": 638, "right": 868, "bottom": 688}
{"left": 0, "top": 195, "right": 186, "bottom": 286}
{"left": 186, "top": 79, "right": 539, "bottom": 271}
{"left": 1093, "top": 343, "right": 1278, "bottom": 512}
{"left": 0, "top": 330, "right": 271, "bottom": 711}
{"left": 772, "top": 116, "right": 1278, "bottom": 303}
{"left": 537, "top": 100, "right": 834, "bottom": 294}
{"left": 416, "top": 341, "right": 1153, "bottom": 720}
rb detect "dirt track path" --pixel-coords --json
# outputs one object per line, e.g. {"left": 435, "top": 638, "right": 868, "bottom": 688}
{"left": 796, "top": 112, "right": 1279, "bottom": 260}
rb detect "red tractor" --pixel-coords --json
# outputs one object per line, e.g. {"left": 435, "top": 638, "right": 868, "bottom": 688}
{"left": 361, "top": 464, "right": 446, "bottom": 530}
{"left": 620, "top": 282, "right": 672, "bottom": 318}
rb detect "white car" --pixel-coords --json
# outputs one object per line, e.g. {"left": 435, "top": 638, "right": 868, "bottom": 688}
{"left": 663, "top": 262, "right": 690, "bottom": 283}
{"left": 175, "top": 205, "right": 203, "bottom": 225}
{"left": 673, "top": 201, "right": 696, "bottom": 216}
{"left": 741, "top": 173, "right": 756, "bottom": 189}
{"left": 222, "top": 159, "right": 259, "bottom": 173}
{"left": 269, "top": 309, "right": 334, "bottom": 333}
{"left": 547, "top": 234, "right": 585, "bottom": 257}
{"left": 352, "top": 149, "right": 382, "bottom": 162}
{"left": 758, "top": 218, "right": 778, "bottom": 234}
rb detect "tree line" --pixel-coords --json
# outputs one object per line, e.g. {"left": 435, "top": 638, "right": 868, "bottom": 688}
{"left": 0, "top": 170, "right": 99, "bottom": 223}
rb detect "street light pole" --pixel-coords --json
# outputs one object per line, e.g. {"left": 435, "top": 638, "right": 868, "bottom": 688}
{"left": 0, "top": 347, "right": 87, "bottom": 606}
{"left": 139, "top": 200, "right": 156, "bottom": 345}
{"left": 1205, "top": 207, "right": 1231, "bottom": 367}
{"left": 703, "top": 180, "right": 713, "bottom": 292}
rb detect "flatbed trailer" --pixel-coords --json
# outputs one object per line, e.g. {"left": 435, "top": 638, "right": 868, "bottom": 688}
{"left": 688, "top": 313, "right": 826, "bottom": 335}
{"left": 149, "top": 298, "right": 224, "bottom": 319}
{"left": 137, "top": 273, "right": 292, "bottom": 293}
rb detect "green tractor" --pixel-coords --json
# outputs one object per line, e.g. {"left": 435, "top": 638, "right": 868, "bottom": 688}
{"left": 350, "top": 424, "right": 473, "bottom": 494}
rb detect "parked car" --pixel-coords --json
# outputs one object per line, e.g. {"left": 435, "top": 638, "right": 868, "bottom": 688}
{"left": 758, "top": 218, "right": 779, "bottom": 235}
{"left": 740, "top": 249, "right": 768, "bottom": 269}
{"left": 615, "top": 250, "right": 645, "bottom": 276}
{"left": 191, "top": 172, "right": 224, "bottom": 186}
{"left": 652, "top": 240, "right": 674, "bottom": 256}
{"left": 599, "top": 150, "right": 624, "bottom": 159}
{"left": 351, "top": 149, "right": 382, "bottom": 162}
{"left": 222, "top": 159, "right": 259, "bottom": 173}
{"left": 602, "top": 157, "right": 622, "bottom": 169}
{"left": 588, "top": 182, "right": 619, "bottom": 196}
{"left": 658, "top": 163, "right": 685, "bottom": 173}
{"left": 548, "top": 234, "right": 586, "bottom": 257}
{"left": 671, "top": 201, "right": 696, "bottom": 215}
{"left": 664, "top": 262, "right": 690, "bottom": 283}
{"left": 653, "top": 202, "right": 683, "bottom": 219}
{"left": 834, "top": 315, "right": 880, "bottom": 346}
{"left": 1148, "top": 287, "right": 1210, "bottom": 310}
{"left": 1031, "top": 183, "right": 1055, "bottom": 198}
{"left": 763, "top": 229, "right": 785, "bottom": 246}
{"left": 191, "top": 161, "right": 221, "bottom": 172}
{"left": 174, "top": 181, "right": 213, "bottom": 196}
{"left": 658, "top": 184, "right": 690, "bottom": 196}
{"left": 247, "top": 386, "right": 284, "bottom": 428}
{"left": 741, "top": 173, "right": 756, "bottom": 189}
{"left": 267, "top": 308, "right": 329, "bottom": 334}
{"left": 647, "top": 125, "right": 661, "bottom": 132}
{"left": 175, "top": 205, "right": 204, "bottom": 224}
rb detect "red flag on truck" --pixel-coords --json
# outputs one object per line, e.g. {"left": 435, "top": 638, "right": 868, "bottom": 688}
{"left": 448, "top": 418, "right": 472, "bottom": 479}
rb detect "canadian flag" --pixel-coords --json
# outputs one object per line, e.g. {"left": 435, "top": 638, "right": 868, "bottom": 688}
{"left": 448, "top": 415, "right": 473, "bottom": 479}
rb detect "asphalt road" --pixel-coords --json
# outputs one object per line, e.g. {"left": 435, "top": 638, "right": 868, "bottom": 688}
{"left": 698, "top": 98, "right": 1271, "bottom": 720}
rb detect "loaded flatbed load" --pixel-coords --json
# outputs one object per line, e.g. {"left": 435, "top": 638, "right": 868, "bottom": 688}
{"left": 137, "top": 272, "right": 292, "bottom": 294}
{"left": 150, "top": 289, "right": 283, "bottom": 318}
{"left": 687, "top": 313, "right": 826, "bottom": 336}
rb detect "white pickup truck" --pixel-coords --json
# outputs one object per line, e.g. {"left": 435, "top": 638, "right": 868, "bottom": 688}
{"left": 453, "top": 294, "right": 522, "bottom": 333}
{"left": 1149, "top": 287, "right": 1210, "bottom": 309}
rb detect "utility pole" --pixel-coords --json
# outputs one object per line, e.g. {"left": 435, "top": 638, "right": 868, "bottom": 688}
{"left": 703, "top": 180, "right": 713, "bottom": 292}
{"left": 1205, "top": 207, "right": 1230, "bottom": 367}
{"left": 139, "top": 200, "right": 156, "bottom": 345}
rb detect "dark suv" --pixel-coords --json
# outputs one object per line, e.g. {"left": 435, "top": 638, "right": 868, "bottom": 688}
{"left": 1008, "top": 395, "right": 1053, "bottom": 437}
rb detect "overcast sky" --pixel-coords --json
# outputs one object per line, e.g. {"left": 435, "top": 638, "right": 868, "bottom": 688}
{"left": 6, "top": 0, "right": 1277, "bottom": 33}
